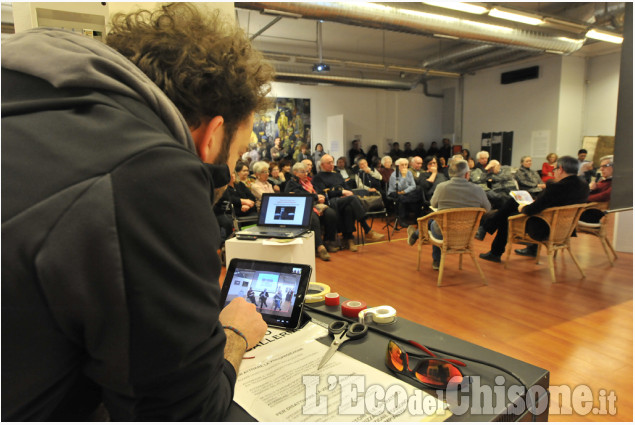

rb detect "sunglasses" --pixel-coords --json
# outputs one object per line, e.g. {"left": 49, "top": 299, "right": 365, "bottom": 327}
{"left": 385, "top": 340, "right": 467, "bottom": 389}
{"left": 600, "top": 163, "right": 614, "bottom": 168}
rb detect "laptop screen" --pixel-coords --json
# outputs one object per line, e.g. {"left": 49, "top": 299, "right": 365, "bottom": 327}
{"left": 259, "top": 193, "right": 313, "bottom": 228}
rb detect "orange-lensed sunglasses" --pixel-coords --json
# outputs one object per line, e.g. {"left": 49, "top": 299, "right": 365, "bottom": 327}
{"left": 385, "top": 340, "right": 468, "bottom": 389}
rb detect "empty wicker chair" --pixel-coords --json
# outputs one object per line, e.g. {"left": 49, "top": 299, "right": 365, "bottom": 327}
{"left": 416, "top": 207, "right": 487, "bottom": 287}
{"left": 576, "top": 201, "right": 617, "bottom": 266}
{"left": 504, "top": 203, "right": 590, "bottom": 283}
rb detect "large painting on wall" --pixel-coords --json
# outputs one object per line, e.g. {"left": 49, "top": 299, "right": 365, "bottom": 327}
{"left": 252, "top": 97, "right": 311, "bottom": 162}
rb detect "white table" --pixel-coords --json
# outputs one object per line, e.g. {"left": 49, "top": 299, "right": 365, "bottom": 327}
{"left": 225, "top": 232, "right": 317, "bottom": 282}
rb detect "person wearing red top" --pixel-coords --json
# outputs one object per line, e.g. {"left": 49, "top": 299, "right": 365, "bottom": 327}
{"left": 588, "top": 155, "right": 613, "bottom": 202}
{"left": 541, "top": 152, "right": 558, "bottom": 183}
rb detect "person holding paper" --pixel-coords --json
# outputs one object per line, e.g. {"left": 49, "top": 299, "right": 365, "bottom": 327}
{"left": 479, "top": 156, "right": 589, "bottom": 262}
{"left": 2, "top": 4, "right": 270, "bottom": 421}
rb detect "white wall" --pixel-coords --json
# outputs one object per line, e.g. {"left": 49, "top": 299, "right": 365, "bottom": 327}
{"left": 462, "top": 53, "right": 621, "bottom": 166}
{"left": 556, "top": 55, "right": 586, "bottom": 158}
{"left": 462, "top": 55, "right": 563, "bottom": 165}
{"left": 582, "top": 52, "right": 621, "bottom": 136}
{"left": 270, "top": 82, "right": 443, "bottom": 156}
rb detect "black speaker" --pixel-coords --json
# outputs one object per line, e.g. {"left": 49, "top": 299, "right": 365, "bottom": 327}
{"left": 501, "top": 66, "right": 539, "bottom": 85}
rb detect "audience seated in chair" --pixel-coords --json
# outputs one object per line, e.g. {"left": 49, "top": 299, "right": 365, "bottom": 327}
{"left": 514, "top": 156, "right": 545, "bottom": 198}
{"left": 250, "top": 161, "right": 275, "bottom": 210}
{"left": 268, "top": 162, "right": 284, "bottom": 192}
{"left": 285, "top": 162, "right": 339, "bottom": 261}
{"left": 421, "top": 155, "right": 447, "bottom": 201}
{"left": 230, "top": 163, "right": 257, "bottom": 217}
{"left": 313, "top": 154, "right": 385, "bottom": 252}
{"left": 388, "top": 158, "right": 423, "bottom": 228}
{"left": 479, "top": 155, "right": 589, "bottom": 263}
{"left": 407, "top": 159, "right": 490, "bottom": 271}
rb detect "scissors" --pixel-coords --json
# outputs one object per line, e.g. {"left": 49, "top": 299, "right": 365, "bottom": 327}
{"left": 318, "top": 320, "right": 368, "bottom": 369}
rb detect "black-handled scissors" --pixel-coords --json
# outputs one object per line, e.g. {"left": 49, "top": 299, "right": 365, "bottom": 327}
{"left": 318, "top": 320, "right": 368, "bottom": 369}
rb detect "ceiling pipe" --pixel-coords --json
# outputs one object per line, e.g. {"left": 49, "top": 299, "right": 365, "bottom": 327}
{"left": 275, "top": 72, "right": 417, "bottom": 90}
{"left": 421, "top": 44, "right": 496, "bottom": 69}
{"left": 237, "top": 2, "right": 586, "bottom": 54}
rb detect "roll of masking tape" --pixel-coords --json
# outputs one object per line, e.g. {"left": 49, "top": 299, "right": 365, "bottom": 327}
{"left": 358, "top": 306, "right": 397, "bottom": 324}
{"left": 341, "top": 300, "right": 368, "bottom": 318}
{"left": 324, "top": 293, "right": 340, "bottom": 306}
{"left": 305, "top": 282, "right": 331, "bottom": 303}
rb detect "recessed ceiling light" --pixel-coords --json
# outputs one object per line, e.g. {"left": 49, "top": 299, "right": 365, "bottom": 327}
{"left": 586, "top": 29, "right": 623, "bottom": 44}
{"left": 489, "top": 8, "right": 543, "bottom": 26}
{"left": 422, "top": 2, "right": 488, "bottom": 15}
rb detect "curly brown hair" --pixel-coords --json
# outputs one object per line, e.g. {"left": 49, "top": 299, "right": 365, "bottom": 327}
{"left": 106, "top": 3, "right": 274, "bottom": 144}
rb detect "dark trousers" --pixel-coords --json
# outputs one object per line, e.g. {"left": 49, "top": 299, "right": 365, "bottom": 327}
{"left": 486, "top": 198, "right": 551, "bottom": 256}
{"left": 310, "top": 208, "right": 338, "bottom": 248}
{"left": 330, "top": 195, "right": 366, "bottom": 238}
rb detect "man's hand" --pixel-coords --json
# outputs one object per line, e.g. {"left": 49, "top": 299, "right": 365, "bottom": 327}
{"left": 368, "top": 188, "right": 377, "bottom": 193}
{"left": 219, "top": 298, "right": 267, "bottom": 349}
{"left": 317, "top": 194, "right": 326, "bottom": 203}
{"left": 342, "top": 189, "right": 353, "bottom": 197}
{"left": 273, "top": 185, "right": 280, "bottom": 193}
{"left": 240, "top": 205, "right": 250, "bottom": 212}
{"left": 589, "top": 181, "right": 597, "bottom": 191}
{"left": 538, "top": 183, "right": 546, "bottom": 189}
{"left": 518, "top": 204, "right": 525, "bottom": 213}
{"left": 242, "top": 198, "right": 255, "bottom": 207}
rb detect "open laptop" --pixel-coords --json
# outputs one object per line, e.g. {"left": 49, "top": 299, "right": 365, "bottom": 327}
{"left": 235, "top": 193, "right": 313, "bottom": 239}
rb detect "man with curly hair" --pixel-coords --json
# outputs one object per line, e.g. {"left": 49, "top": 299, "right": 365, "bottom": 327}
{"left": 2, "top": 3, "right": 273, "bottom": 421}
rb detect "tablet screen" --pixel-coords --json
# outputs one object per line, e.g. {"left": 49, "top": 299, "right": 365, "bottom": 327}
{"left": 220, "top": 259, "right": 312, "bottom": 329}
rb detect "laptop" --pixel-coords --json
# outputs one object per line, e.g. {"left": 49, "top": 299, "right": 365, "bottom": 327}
{"left": 235, "top": 193, "right": 313, "bottom": 239}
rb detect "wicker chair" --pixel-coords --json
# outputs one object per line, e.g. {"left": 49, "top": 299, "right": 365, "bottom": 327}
{"left": 576, "top": 201, "right": 617, "bottom": 266}
{"left": 504, "top": 203, "right": 590, "bottom": 283}
{"left": 416, "top": 208, "right": 487, "bottom": 287}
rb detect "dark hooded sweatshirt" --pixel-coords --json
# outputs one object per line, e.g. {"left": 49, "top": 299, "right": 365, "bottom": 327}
{"left": 2, "top": 28, "right": 235, "bottom": 421}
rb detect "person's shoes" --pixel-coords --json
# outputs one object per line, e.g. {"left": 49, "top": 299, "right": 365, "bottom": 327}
{"left": 325, "top": 241, "right": 340, "bottom": 253}
{"left": 515, "top": 246, "right": 538, "bottom": 257}
{"left": 432, "top": 261, "right": 440, "bottom": 270}
{"left": 317, "top": 245, "right": 331, "bottom": 261}
{"left": 365, "top": 229, "right": 385, "bottom": 243}
{"left": 479, "top": 251, "right": 501, "bottom": 263}
{"left": 407, "top": 225, "right": 418, "bottom": 246}
{"left": 474, "top": 226, "right": 486, "bottom": 241}
{"left": 344, "top": 239, "right": 358, "bottom": 252}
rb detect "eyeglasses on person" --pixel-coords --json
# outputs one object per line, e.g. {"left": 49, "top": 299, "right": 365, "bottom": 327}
{"left": 385, "top": 340, "right": 467, "bottom": 389}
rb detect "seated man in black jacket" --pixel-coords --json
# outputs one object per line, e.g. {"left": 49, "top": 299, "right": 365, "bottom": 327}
{"left": 313, "top": 155, "right": 385, "bottom": 251}
{"left": 479, "top": 156, "right": 589, "bottom": 262}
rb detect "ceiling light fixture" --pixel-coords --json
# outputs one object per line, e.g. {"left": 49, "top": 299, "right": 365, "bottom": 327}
{"left": 585, "top": 29, "right": 623, "bottom": 44}
{"left": 488, "top": 8, "right": 543, "bottom": 26}
{"left": 313, "top": 21, "right": 330, "bottom": 73}
{"left": 422, "top": 1, "right": 488, "bottom": 15}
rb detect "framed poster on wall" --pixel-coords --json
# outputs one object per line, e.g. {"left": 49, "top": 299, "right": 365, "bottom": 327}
{"left": 252, "top": 98, "right": 311, "bottom": 163}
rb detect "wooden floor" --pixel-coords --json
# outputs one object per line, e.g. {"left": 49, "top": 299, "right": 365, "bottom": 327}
{"left": 221, "top": 216, "right": 633, "bottom": 422}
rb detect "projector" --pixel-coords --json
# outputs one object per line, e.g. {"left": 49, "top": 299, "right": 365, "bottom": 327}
{"left": 312, "top": 63, "right": 330, "bottom": 72}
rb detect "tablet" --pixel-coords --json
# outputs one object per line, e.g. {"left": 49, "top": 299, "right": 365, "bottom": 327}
{"left": 220, "top": 259, "right": 312, "bottom": 330}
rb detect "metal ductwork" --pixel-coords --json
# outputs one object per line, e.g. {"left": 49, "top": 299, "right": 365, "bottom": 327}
{"left": 421, "top": 44, "right": 496, "bottom": 69}
{"left": 275, "top": 72, "right": 417, "bottom": 91}
{"left": 238, "top": 2, "right": 586, "bottom": 54}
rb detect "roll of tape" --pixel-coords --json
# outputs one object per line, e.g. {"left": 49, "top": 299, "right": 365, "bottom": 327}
{"left": 305, "top": 282, "right": 331, "bottom": 303}
{"left": 341, "top": 300, "right": 368, "bottom": 318}
{"left": 324, "top": 292, "right": 340, "bottom": 306}
{"left": 358, "top": 306, "right": 397, "bottom": 324}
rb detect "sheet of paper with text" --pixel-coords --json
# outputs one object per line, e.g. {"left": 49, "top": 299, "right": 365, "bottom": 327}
{"left": 233, "top": 322, "right": 452, "bottom": 422}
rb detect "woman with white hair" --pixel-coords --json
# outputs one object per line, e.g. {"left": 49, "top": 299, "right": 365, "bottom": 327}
{"left": 388, "top": 158, "right": 422, "bottom": 227}
{"left": 250, "top": 161, "right": 275, "bottom": 209}
{"left": 378, "top": 155, "right": 394, "bottom": 184}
